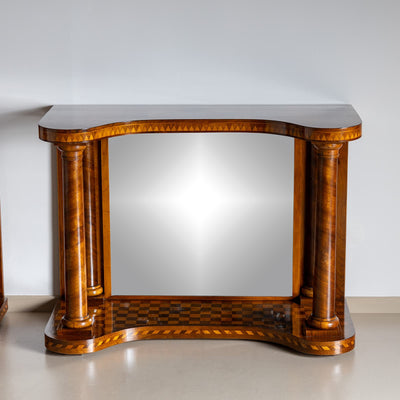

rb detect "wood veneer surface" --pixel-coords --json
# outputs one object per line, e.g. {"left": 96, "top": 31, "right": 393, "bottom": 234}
{"left": 39, "top": 104, "right": 361, "bottom": 355}
{"left": 45, "top": 297, "right": 355, "bottom": 356}
{"left": 39, "top": 105, "right": 361, "bottom": 143}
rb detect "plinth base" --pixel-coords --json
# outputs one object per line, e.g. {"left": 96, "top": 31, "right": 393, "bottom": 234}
{"left": 0, "top": 297, "right": 8, "bottom": 322}
{"left": 45, "top": 296, "right": 355, "bottom": 356}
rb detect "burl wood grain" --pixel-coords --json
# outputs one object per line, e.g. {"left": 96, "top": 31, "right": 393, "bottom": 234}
{"left": 83, "top": 141, "right": 103, "bottom": 297}
{"left": 99, "top": 139, "right": 112, "bottom": 298}
{"left": 307, "top": 143, "right": 342, "bottom": 329}
{"left": 301, "top": 142, "right": 349, "bottom": 307}
{"left": 39, "top": 105, "right": 361, "bottom": 356}
{"left": 57, "top": 143, "right": 92, "bottom": 328}
{"left": 336, "top": 143, "right": 348, "bottom": 305}
{"left": 301, "top": 142, "right": 317, "bottom": 298}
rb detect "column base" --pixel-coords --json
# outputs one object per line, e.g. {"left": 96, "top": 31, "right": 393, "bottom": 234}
{"left": 301, "top": 286, "right": 313, "bottom": 298}
{"left": 87, "top": 285, "right": 103, "bottom": 297}
{"left": 62, "top": 314, "right": 93, "bottom": 329}
{"left": 306, "top": 314, "right": 339, "bottom": 330}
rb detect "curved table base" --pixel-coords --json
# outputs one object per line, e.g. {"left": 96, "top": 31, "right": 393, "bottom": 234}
{"left": 45, "top": 297, "right": 354, "bottom": 356}
{"left": 0, "top": 297, "right": 8, "bottom": 322}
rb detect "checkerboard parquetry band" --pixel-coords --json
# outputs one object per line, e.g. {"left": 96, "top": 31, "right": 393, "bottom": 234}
{"left": 45, "top": 298, "right": 355, "bottom": 355}
{"left": 53, "top": 299, "right": 294, "bottom": 334}
{"left": 111, "top": 300, "right": 293, "bottom": 331}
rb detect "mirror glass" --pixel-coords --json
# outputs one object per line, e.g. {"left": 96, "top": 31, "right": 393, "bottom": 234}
{"left": 110, "top": 133, "right": 293, "bottom": 296}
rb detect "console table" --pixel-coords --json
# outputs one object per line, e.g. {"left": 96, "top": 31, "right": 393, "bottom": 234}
{"left": 39, "top": 105, "right": 361, "bottom": 355}
{"left": 0, "top": 206, "right": 8, "bottom": 322}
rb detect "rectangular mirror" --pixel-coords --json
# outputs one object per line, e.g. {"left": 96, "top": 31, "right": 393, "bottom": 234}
{"left": 110, "top": 133, "right": 293, "bottom": 296}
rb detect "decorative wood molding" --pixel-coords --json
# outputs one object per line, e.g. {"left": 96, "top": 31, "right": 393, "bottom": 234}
{"left": 38, "top": 105, "right": 362, "bottom": 144}
{"left": 40, "top": 119, "right": 361, "bottom": 144}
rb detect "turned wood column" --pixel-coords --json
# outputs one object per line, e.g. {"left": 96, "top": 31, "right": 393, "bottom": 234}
{"left": 301, "top": 143, "right": 318, "bottom": 298}
{"left": 83, "top": 141, "right": 103, "bottom": 297}
{"left": 58, "top": 143, "right": 92, "bottom": 329}
{"left": 307, "top": 142, "right": 342, "bottom": 330}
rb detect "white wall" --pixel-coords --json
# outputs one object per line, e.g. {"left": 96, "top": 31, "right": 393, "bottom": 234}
{"left": 0, "top": 0, "right": 399, "bottom": 296}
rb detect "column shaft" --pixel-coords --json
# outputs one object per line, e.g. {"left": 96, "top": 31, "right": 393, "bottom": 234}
{"left": 307, "top": 143, "right": 342, "bottom": 330}
{"left": 58, "top": 143, "right": 92, "bottom": 329}
{"left": 302, "top": 143, "right": 318, "bottom": 298}
{"left": 83, "top": 141, "right": 103, "bottom": 297}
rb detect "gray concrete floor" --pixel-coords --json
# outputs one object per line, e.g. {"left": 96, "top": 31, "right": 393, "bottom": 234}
{"left": 0, "top": 313, "right": 399, "bottom": 400}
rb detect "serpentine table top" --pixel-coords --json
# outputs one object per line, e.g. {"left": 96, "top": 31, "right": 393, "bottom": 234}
{"left": 39, "top": 104, "right": 361, "bottom": 143}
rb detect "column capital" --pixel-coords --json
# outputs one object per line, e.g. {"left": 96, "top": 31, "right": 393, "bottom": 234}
{"left": 57, "top": 143, "right": 87, "bottom": 159}
{"left": 311, "top": 142, "right": 342, "bottom": 158}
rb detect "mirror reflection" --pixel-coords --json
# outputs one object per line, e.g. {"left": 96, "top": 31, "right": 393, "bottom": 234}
{"left": 110, "top": 133, "right": 293, "bottom": 296}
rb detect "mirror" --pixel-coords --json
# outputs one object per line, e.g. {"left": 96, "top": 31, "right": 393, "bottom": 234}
{"left": 109, "top": 133, "right": 293, "bottom": 296}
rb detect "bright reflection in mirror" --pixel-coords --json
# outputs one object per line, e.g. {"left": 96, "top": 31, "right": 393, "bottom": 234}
{"left": 110, "top": 133, "right": 293, "bottom": 296}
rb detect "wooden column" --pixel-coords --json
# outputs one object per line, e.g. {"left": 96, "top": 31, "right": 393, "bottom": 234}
{"left": 307, "top": 142, "right": 342, "bottom": 330}
{"left": 58, "top": 143, "right": 92, "bottom": 329}
{"left": 301, "top": 142, "right": 318, "bottom": 298}
{"left": 83, "top": 141, "right": 103, "bottom": 297}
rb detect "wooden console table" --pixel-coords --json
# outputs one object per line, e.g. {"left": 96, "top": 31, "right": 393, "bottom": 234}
{"left": 39, "top": 105, "right": 361, "bottom": 355}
